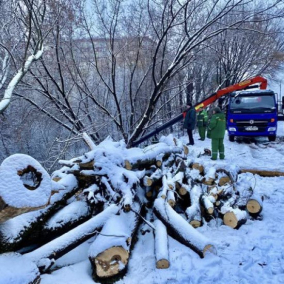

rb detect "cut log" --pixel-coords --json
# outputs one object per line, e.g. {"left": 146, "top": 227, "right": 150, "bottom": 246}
{"left": 240, "top": 169, "right": 284, "bottom": 177}
{"left": 24, "top": 204, "right": 120, "bottom": 270}
{"left": 156, "top": 153, "right": 165, "bottom": 168}
{"left": 200, "top": 194, "right": 214, "bottom": 215}
{"left": 185, "top": 185, "right": 202, "bottom": 228}
{"left": 154, "top": 219, "right": 170, "bottom": 269}
{"left": 176, "top": 183, "right": 188, "bottom": 196}
{"left": 203, "top": 167, "right": 216, "bottom": 185}
{"left": 223, "top": 208, "right": 248, "bottom": 229}
{"left": 191, "top": 163, "right": 204, "bottom": 175}
{"left": 89, "top": 201, "right": 142, "bottom": 280}
{"left": 167, "top": 190, "right": 176, "bottom": 207}
{"left": 246, "top": 194, "right": 263, "bottom": 217}
{"left": 0, "top": 154, "right": 53, "bottom": 223}
{"left": 154, "top": 198, "right": 216, "bottom": 258}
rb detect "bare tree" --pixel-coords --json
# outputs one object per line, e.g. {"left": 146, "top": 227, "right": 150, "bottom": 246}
{"left": 7, "top": 0, "right": 284, "bottom": 150}
{"left": 0, "top": 0, "right": 53, "bottom": 114}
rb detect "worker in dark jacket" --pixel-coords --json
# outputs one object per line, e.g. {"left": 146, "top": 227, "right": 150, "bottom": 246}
{"left": 183, "top": 103, "right": 196, "bottom": 145}
{"left": 197, "top": 106, "right": 208, "bottom": 141}
{"left": 207, "top": 107, "right": 226, "bottom": 160}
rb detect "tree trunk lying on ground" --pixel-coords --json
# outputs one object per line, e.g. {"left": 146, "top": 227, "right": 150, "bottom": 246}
{"left": 25, "top": 204, "right": 119, "bottom": 271}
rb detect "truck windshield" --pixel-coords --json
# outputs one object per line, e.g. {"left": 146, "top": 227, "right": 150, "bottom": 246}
{"left": 230, "top": 94, "right": 275, "bottom": 111}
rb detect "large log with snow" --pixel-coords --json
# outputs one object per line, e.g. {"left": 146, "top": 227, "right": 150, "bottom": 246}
{"left": 0, "top": 154, "right": 53, "bottom": 223}
{"left": 0, "top": 174, "right": 79, "bottom": 253}
{"left": 89, "top": 201, "right": 142, "bottom": 280}
{"left": 40, "top": 200, "right": 94, "bottom": 243}
{"left": 153, "top": 198, "right": 216, "bottom": 258}
{"left": 24, "top": 204, "right": 120, "bottom": 271}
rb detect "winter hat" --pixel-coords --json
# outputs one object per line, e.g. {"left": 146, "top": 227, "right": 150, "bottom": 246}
{"left": 213, "top": 107, "right": 221, "bottom": 113}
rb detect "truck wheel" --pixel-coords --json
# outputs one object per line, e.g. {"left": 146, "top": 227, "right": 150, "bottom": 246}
{"left": 268, "top": 135, "right": 276, "bottom": 142}
{"left": 229, "top": 135, "right": 234, "bottom": 142}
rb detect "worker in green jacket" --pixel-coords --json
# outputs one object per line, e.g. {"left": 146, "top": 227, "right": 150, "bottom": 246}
{"left": 207, "top": 107, "right": 226, "bottom": 160}
{"left": 197, "top": 106, "right": 208, "bottom": 141}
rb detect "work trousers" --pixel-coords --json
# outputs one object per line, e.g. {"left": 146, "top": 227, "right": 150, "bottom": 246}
{"left": 198, "top": 126, "right": 206, "bottom": 140}
{"left": 186, "top": 129, "right": 194, "bottom": 145}
{"left": 211, "top": 138, "right": 225, "bottom": 160}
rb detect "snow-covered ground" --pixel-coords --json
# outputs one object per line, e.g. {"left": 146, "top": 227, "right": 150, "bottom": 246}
{"left": 2, "top": 122, "right": 284, "bottom": 284}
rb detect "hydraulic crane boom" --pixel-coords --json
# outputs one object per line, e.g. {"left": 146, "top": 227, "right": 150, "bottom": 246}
{"left": 131, "top": 76, "right": 267, "bottom": 147}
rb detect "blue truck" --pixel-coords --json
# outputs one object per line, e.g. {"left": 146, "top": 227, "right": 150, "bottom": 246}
{"left": 226, "top": 89, "right": 278, "bottom": 142}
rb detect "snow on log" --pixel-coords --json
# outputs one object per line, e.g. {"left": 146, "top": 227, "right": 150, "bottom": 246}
{"left": 0, "top": 154, "right": 52, "bottom": 223}
{"left": 0, "top": 252, "right": 40, "bottom": 284}
{"left": 191, "top": 163, "right": 204, "bottom": 175}
{"left": 82, "top": 132, "right": 96, "bottom": 150}
{"left": 246, "top": 194, "right": 263, "bottom": 217}
{"left": 124, "top": 143, "right": 182, "bottom": 170}
{"left": 154, "top": 198, "right": 216, "bottom": 258}
{"left": 154, "top": 219, "right": 170, "bottom": 269}
{"left": 24, "top": 204, "right": 120, "bottom": 270}
{"left": 185, "top": 185, "right": 202, "bottom": 228}
{"left": 222, "top": 208, "right": 248, "bottom": 229}
{"left": 200, "top": 194, "right": 215, "bottom": 215}
{"left": 202, "top": 167, "right": 216, "bottom": 185}
{"left": 167, "top": 190, "right": 176, "bottom": 207}
{"left": 89, "top": 201, "right": 142, "bottom": 279}
{"left": 41, "top": 200, "right": 93, "bottom": 241}
{"left": 0, "top": 174, "right": 78, "bottom": 253}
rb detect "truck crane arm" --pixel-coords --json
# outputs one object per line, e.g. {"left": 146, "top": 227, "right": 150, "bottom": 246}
{"left": 131, "top": 76, "right": 267, "bottom": 147}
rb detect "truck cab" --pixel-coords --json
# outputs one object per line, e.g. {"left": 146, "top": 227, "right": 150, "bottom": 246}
{"left": 226, "top": 90, "right": 277, "bottom": 142}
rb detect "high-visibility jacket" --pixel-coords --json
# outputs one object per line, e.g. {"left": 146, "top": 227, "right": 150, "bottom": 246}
{"left": 208, "top": 112, "right": 226, "bottom": 139}
{"left": 197, "top": 110, "right": 208, "bottom": 127}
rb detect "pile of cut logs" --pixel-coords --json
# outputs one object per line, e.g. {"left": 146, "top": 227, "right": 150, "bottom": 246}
{"left": 0, "top": 136, "right": 267, "bottom": 283}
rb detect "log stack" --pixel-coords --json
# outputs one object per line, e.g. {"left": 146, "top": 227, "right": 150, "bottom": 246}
{"left": 0, "top": 136, "right": 269, "bottom": 283}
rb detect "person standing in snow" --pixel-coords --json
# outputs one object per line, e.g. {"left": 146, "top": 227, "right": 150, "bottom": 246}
{"left": 197, "top": 106, "right": 208, "bottom": 141}
{"left": 183, "top": 102, "right": 196, "bottom": 145}
{"left": 207, "top": 107, "right": 225, "bottom": 160}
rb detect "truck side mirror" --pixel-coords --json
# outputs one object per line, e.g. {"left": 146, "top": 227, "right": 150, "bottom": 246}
{"left": 282, "top": 97, "right": 284, "bottom": 109}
